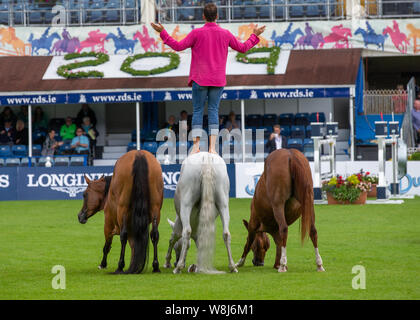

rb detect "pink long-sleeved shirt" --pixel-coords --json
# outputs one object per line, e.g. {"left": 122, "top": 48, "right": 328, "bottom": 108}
{"left": 160, "top": 22, "right": 260, "bottom": 87}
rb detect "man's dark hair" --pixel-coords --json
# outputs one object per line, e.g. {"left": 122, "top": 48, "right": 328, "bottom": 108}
{"left": 203, "top": 3, "right": 218, "bottom": 22}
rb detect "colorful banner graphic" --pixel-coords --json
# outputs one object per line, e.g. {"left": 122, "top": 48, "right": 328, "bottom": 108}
{"left": 1, "top": 19, "right": 420, "bottom": 57}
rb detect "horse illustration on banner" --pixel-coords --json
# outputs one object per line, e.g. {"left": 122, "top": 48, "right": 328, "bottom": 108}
{"left": 355, "top": 21, "right": 387, "bottom": 51}
{"left": 0, "top": 27, "right": 31, "bottom": 56}
{"left": 295, "top": 23, "right": 324, "bottom": 49}
{"left": 320, "top": 24, "right": 352, "bottom": 49}
{"left": 271, "top": 23, "right": 303, "bottom": 48}
{"left": 133, "top": 25, "right": 159, "bottom": 52}
{"left": 238, "top": 23, "right": 270, "bottom": 47}
{"left": 52, "top": 29, "right": 80, "bottom": 54}
{"left": 105, "top": 27, "right": 138, "bottom": 54}
{"left": 407, "top": 23, "right": 420, "bottom": 54}
{"left": 383, "top": 21, "right": 410, "bottom": 54}
{"left": 28, "top": 27, "right": 61, "bottom": 55}
{"left": 77, "top": 29, "right": 108, "bottom": 53}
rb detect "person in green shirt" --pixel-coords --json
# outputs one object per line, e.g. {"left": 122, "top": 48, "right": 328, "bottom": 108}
{"left": 60, "top": 117, "right": 76, "bottom": 143}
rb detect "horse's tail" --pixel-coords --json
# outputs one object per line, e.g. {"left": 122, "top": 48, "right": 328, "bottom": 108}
{"left": 126, "top": 153, "right": 150, "bottom": 274}
{"left": 289, "top": 149, "right": 314, "bottom": 244}
{"left": 197, "top": 154, "right": 217, "bottom": 272}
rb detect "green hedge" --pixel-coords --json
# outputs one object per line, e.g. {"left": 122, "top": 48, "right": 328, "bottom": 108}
{"left": 57, "top": 52, "right": 109, "bottom": 79}
{"left": 236, "top": 46, "right": 281, "bottom": 75}
{"left": 120, "top": 52, "right": 180, "bottom": 76}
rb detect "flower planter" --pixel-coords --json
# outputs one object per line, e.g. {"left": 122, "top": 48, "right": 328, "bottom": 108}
{"left": 326, "top": 191, "right": 367, "bottom": 205}
{"left": 367, "top": 184, "right": 377, "bottom": 198}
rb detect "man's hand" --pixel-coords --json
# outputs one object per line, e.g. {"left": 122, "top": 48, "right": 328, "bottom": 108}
{"left": 253, "top": 24, "right": 266, "bottom": 37}
{"left": 150, "top": 22, "right": 164, "bottom": 33}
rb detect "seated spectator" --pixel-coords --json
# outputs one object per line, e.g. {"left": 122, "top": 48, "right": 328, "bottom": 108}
{"left": 265, "top": 124, "right": 287, "bottom": 154}
{"left": 179, "top": 110, "right": 191, "bottom": 132}
{"left": 0, "top": 120, "right": 16, "bottom": 145}
{"left": 225, "top": 111, "right": 240, "bottom": 131}
{"left": 162, "top": 115, "right": 179, "bottom": 136}
{"left": 42, "top": 129, "right": 63, "bottom": 156}
{"left": 412, "top": 100, "right": 420, "bottom": 146}
{"left": 71, "top": 127, "right": 90, "bottom": 155}
{"left": 219, "top": 114, "right": 225, "bottom": 129}
{"left": 14, "top": 120, "right": 28, "bottom": 145}
{"left": 33, "top": 106, "right": 49, "bottom": 132}
{"left": 17, "top": 105, "right": 29, "bottom": 127}
{"left": 81, "top": 116, "right": 98, "bottom": 156}
{"left": 0, "top": 106, "right": 17, "bottom": 128}
{"left": 60, "top": 117, "right": 77, "bottom": 144}
{"left": 76, "top": 104, "right": 97, "bottom": 127}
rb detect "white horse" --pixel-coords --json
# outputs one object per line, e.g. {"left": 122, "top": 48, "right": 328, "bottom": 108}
{"left": 164, "top": 152, "right": 238, "bottom": 274}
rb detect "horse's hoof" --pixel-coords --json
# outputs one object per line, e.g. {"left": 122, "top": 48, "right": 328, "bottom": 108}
{"left": 188, "top": 264, "right": 197, "bottom": 273}
{"left": 163, "top": 262, "right": 172, "bottom": 269}
{"left": 173, "top": 268, "right": 181, "bottom": 274}
{"left": 113, "top": 269, "right": 124, "bottom": 274}
{"left": 153, "top": 269, "right": 161, "bottom": 273}
{"left": 278, "top": 265, "right": 288, "bottom": 273}
{"left": 317, "top": 265, "right": 325, "bottom": 272}
{"left": 98, "top": 265, "right": 106, "bottom": 270}
{"left": 230, "top": 267, "right": 239, "bottom": 273}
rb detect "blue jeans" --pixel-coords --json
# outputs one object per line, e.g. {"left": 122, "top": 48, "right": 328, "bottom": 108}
{"left": 191, "top": 81, "right": 224, "bottom": 138}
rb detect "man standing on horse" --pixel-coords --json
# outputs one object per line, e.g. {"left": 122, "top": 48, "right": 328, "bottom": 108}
{"left": 151, "top": 3, "right": 265, "bottom": 154}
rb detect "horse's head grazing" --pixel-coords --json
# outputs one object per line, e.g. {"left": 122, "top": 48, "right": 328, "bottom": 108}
{"left": 243, "top": 220, "right": 270, "bottom": 266}
{"left": 78, "top": 175, "right": 109, "bottom": 224}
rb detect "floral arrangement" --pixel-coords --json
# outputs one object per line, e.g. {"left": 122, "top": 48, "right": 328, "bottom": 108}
{"left": 357, "top": 169, "right": 379, "bottom": 185}
{"left": 57, "top": 52, "right": 109, "bottom": 79}
{"left": 322, "top": 174, "right": 372, "bottom": 203}
{"left": 120, "top": 52, "right": 180, "bottom": 76}
{"left": 236, "top": 46, "right": 280, "bottom": 75}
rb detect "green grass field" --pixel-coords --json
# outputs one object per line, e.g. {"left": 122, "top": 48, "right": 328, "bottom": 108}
{"left": 0, "top": 197, "right": 419, "bottom": 300}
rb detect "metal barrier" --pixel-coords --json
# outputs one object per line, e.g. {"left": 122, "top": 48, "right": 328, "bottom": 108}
{"left": 363, "top": 89, "right": 407, "bottom": 115}
{"left": 312, "top": 121, "right": 338, "bottom": 200}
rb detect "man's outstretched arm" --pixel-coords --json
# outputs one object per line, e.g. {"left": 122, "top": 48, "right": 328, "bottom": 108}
{"left": 151, "top": 22, "right": 195, "bottom": 52}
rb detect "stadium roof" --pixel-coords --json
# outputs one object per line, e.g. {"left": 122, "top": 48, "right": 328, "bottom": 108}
{"left": 0, "top": 49, "right": 361, "bottom": 104}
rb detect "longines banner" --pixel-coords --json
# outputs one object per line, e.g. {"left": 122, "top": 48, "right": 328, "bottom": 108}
{"left": 1, "top": 19, "right": 420, "bottom": 57}
{"left": 0, "top": 164, "right": 236, "bottom": 201}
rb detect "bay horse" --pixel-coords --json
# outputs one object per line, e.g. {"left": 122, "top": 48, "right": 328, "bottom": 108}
{"left": 236, "top": 149, "right": 325, "bottom": 272}
{"left": 164, "top": 152, "right": 237, "bottom": 274}
{"left": 77, "top": 150, "right": 163, "bottom": 274}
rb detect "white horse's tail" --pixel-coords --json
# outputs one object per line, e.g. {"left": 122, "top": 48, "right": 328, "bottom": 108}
{"left": 196, "top": 155, "right": 217, "bottom": 273}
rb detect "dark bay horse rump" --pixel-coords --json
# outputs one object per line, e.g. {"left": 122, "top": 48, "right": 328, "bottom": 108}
{"left": 236, "top": 148, "right": 325, "bottom": 272}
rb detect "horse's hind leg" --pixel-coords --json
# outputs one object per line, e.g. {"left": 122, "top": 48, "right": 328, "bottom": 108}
{"left": 173, "top": 204, "right": 193, "bottom": 274}
{"left": 273, "top": 204, "right": 288, "bottom": 273}
{"left": 115, "top": 216, "right": 128, "bottom": 274}
{"left": 218, "top": 204, "right": 238, "bottom": 273}
{"left": 164, "top": 217, "right": 182, "bottom": 268}
{"left": 309, "top": 223, "right": 325, "bottom": 272}
{"left": 150, "top": 216, "right": 160, "bottom": 273}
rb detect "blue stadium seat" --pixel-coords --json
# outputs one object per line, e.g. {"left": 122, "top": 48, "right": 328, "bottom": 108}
{"left": 294, "top": 112, "right": 310, "bottom": 126}
{"left": 287, "top": 138, "right": 303, "bottom": 152}
{"left": 13, "top": 1, "right": 24, "bottom": 24}
{"left": 280, "top": 125, "right": 291, "bottom": 137}
{"left": 5, "top": 158, "right": 20, "bottom": 167}
{"left": 258, "top": 0, "right": 270, "bottom": 18}
{"left": 279, "top": 113, "right": 294, "bottom": 126}
{"left": 306, "top": 125, "right": 312, "bottom": 138}
{"left": 33, "top": 131, "right": 46, "bottom": 144}
{"left": 32, "top": 144, "right": 42, "bottom": 156}
{"left": 0, "top": 145, "right": 12, "bottom": 157}
{"left": 12, "top": 145, "right": 27, "bottom": 156}
{"left": 0, "top": 158, "right": 3, "bottom": 167}
{"left": 274, "top": 0, "right": 285, "bottom": 18}
{"left": 124, "top": 0, "right": 136, "bottom": 22}
{"left": 263, "top": 114, "right": 278, "bottom": 127}
{"left": 143, "top": 141, "right": 158, "bottom": 154}
{"left": 20, "top": 157, "right": 30, "bottom": 167}
{"left": 70, "top": 156, "right": 86, "bottom": 166}
{"left": 233, "top": 0, "right": 243, "bottom": 19}
{"left": 244, "top": 0, "right": 257, "bottom": 19}
{"left": 38, "top": 156, "right": 54, "bottom": 167}
{"left": 291, "top": 125, "right": 306, "bottom": 139}
{"left": 90, "top": 0, "right": 104, "bottom": 23}
{"left": 303, "top": 138, "right": 314, "bottom": 146}
{"left": 177, "top": 0, "right": 195, "bottom": 21}
{"left": 306, "top": 0, "right": 321, "bottom": 17}
{"left": 28, "top": 3, "right": 43, "bottom": 24}
{"left": 106, "top": 0, "right": 120, "bottom": 22}
{"left": 54, "top": 156, "right": 70, "bottom": 167}
{"left": 289, "top": 0, "right": 304, "bottom": 18}
{"left": 59, "top": 143, "right": 72, "bottom": 155}
{"left": 0, "top": 1, "right": 8, "bottom": 24}
{"left": 246, "top": 114, "right": 263, "bottom": 127}
{"left": 414, "top": 1, "right": 420, "bottom": 13}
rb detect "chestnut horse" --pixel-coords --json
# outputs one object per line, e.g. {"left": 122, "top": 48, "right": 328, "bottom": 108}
{"left": 236, "top": 149, "right": 325, "bottom": 272}
{"left": 77, "top": 150, "right": 163, "bottom": 274}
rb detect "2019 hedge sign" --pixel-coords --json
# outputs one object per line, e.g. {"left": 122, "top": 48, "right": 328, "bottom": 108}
{"left": 57, "top": 49, "right": 281, "bottom": 79}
